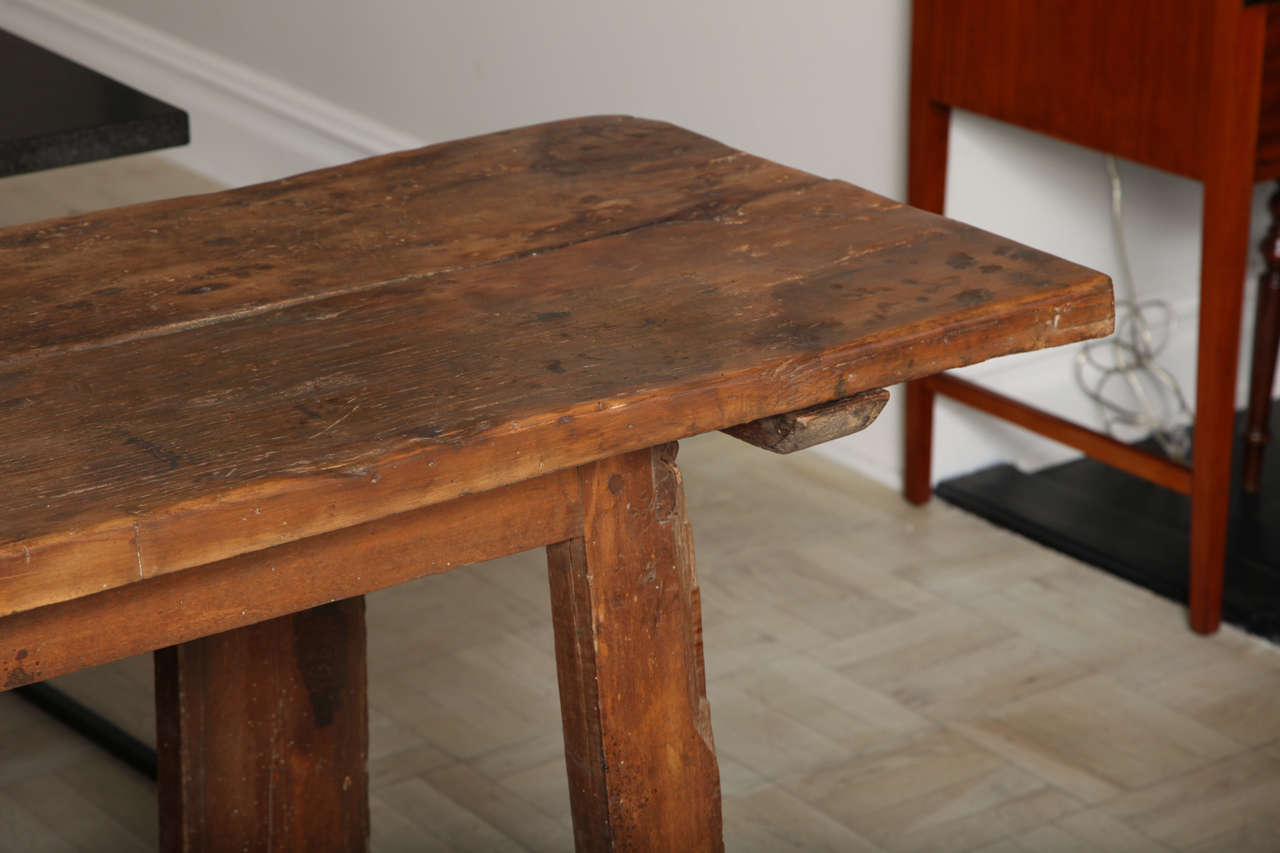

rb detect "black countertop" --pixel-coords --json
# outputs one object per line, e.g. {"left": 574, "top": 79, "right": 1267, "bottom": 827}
{"left": 0, "top": 28, "right": 188, "bottom": 177}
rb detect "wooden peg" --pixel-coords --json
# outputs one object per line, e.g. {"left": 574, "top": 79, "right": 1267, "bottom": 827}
{"left": 722, "top": 388, "right": 889, "bottom": 454}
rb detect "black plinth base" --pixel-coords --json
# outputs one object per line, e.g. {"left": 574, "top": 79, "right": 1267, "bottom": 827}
{"left": 0, "top": 28, "right": 188, "bottom": 178}
{"left": 936, "top": 406, "right": 1280, "bottom": 643}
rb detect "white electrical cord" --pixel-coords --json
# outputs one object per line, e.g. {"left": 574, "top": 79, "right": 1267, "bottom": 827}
{"left": 1073, "top": 156, "right": 1193, "bottom": 462}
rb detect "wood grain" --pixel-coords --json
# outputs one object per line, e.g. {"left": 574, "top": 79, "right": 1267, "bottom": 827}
{"left": 0, "top": 116, "right": 1112, "bottom": 618}
{"left": 0, "top": 467, "right": 579, "bottom": 690}
{"left": 548, "top": 445, "right": 722, "bottom": 852}
{"left": 155, "top": 597, "right": 369, "bottom": 852}
{"left": 722, "top": 389, "right": 889, "bottom": 454}
{"left": 0, "top": 116, "right": 812, "bottom": 362}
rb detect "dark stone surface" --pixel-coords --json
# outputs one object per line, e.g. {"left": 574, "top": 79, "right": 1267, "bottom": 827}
{"left": 936, "top": 406, "right": 1280, "bottom": 643}
{"left": 0, "top": 28, "right": 188, "bottom": 178}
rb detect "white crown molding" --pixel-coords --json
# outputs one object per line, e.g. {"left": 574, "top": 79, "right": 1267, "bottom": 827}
{"left": 0, "top": 0, "right": 423, "bottom": 185}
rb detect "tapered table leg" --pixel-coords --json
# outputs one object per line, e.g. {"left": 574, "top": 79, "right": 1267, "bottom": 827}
{"left": 155, "top": 597, "right": 369, "bottom": 852}
{"left": 547, "top": 443, "right": 723, "bottom": 852}
{"left": 1188, "top": 6, "right": 1266, "bottom": 634}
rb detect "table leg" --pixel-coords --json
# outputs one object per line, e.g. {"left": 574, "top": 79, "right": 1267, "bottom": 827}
{"left": 547, "top": 443, "right": 723, "bottom": 852}
{"left": 1188, "top": 6, "right": 1265, "bottom": 634}
{"left": 1242, "top": 182, "right": 1280, "bottom": 494}
{"left": 903, "top": 379, "right": 936, "bottom": 505}
{"left": 155, "top": 597, "right": 369, "bottom": 852}
{"left": 902, "top": 21, "right": 951, "bottom": 505}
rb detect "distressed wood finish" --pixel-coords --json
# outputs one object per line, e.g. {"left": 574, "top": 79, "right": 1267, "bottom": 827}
{"left": 0, "top": 117, "right": 1112, "bottom": 619}
{"left": 156, "top": 597, "right": 369, "bottom": 852}
{"left": 904, "top": 1, "right": 1269, "bottom": 633}
{"left": 723, "top": 389, "right": 889, "bottom": 454}
{"left": 548, "top": 445, "right": 722, "bottom": 852}
{"left": 0, "top": 469, "right": 579, "bottom": 690}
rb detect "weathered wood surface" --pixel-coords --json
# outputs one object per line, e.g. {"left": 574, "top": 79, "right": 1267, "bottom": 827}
{"left": 723, "top": 388, "right": 889, "bottom": 454}
{"left": 0, "top": 115, "right": 1113, "bottom": 620}
{"left": 548, "top": 445, "right": 722, "bottom": 852}
{"left": 155, "top": 597, "right": 369, "bottom": 852}
{"left": 1, "top": 468, "right": 578, "bottom": 690}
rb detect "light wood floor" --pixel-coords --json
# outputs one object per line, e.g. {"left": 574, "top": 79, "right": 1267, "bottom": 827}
{"left": 3, "top": 155, "right": 1280, "bottom": 852}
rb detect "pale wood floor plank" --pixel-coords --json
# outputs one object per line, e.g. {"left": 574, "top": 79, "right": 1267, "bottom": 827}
{"left": 422, "top": 763, "right": 573, "bottom": 853}
{"left": 0, "top": 790, "right": 78, "bottom": 853}
{"left": 375, "top": 776, "right": 525, "bottom": 852}
{"left": 955, "top": 674, "right": 1243, "bottom": 804}
{"left": 722, "top": 788, "right": 884, "bottom": 852}
{"left": 1031, "top": 808, "right": 1175, "bottom": 853}
{"left": 2, "top": 773, "right": 148, "bottom": 853}
{"left": 1102, "top": 750, "right": 1280, "bottom": 850}
{"left": 53, "top": 756, "right": 157, "bottom": 849}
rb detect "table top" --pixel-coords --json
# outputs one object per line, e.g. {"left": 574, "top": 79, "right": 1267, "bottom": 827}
{"left": 0, "top": 28, "right": 188, "bottom": 178}
{"left": 0, "top": 116, "right": 1112, "bottom": 616}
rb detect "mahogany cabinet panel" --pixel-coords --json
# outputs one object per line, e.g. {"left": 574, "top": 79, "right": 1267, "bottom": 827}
{"left": 914, "top": 0, "right": 1215, "bottom": 179}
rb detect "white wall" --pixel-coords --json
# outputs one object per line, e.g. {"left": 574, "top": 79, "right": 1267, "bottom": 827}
{"left": 69, "top": 0, "right": 913, "bottom": 199}
{"left": 3, "top": 0, "right": 1268, "bottom": 489}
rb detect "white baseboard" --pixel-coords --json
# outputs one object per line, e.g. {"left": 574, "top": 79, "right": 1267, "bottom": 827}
{"left": 0, "top": 0, "right": 423, "bottom": 186}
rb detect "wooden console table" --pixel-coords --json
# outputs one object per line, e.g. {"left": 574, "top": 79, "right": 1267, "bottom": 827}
{"left": 903, "top": 0, "right": 1280, "bottom": 635}
{"left": 0, "top": 116, "right": 1111, "bottom": 851}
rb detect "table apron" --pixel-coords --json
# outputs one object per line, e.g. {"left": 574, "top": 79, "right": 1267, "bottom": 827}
{"left": 1, "top": 466, "right": 582, "bottom": 691}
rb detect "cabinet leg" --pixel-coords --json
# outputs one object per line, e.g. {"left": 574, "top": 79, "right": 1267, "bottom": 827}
{"left": 155, "top": 598, "right": 369, "bottom": 852}
{"left": 903, "top": 24, "right": 951, "bottom": 506}
{"left": 547, "top": 444, "right": 723, "bottom": 852}
{"left": 903, "top": 379, "right": 936, "bottom": 504}
{"left": 1242, "top": 183, "right": 1280, "bottom": 494}
{"left": 1187, "top": 4, "right": 1265, "bottom": 634}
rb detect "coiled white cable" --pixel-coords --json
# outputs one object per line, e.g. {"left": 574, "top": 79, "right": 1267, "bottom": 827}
{"left": 1073, "top": 156, "right": 1193, "bottom": 462}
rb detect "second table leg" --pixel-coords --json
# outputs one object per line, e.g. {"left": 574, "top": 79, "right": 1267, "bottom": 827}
{"left": 155, "top": 596, "right": 369, "bottom": 852}
{"left": 547, "top": 443, "right": 724, "bottom": 852}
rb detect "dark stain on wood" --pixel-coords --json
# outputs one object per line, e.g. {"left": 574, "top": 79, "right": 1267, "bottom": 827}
{"left": 4, "top": 665, "right": 34, "bottom": 689}
{"left": 955, "top": 288, "right": 994, "bottom": 307}
{"left": 292, "top": 604, "right": 355, "bottom": 728}
{"left": 123, "top": 435, "right": 181, "bottom": 470}
{"left": 180, "top": 283, "right": 230, "bottom": 295}
{"left": 156, "top": 596, "right": 369, "bottom": 851}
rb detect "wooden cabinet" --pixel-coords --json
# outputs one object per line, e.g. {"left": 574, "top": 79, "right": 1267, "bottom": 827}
{"left": 903, "top": 0, "right": 1279, "bottom": 633}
